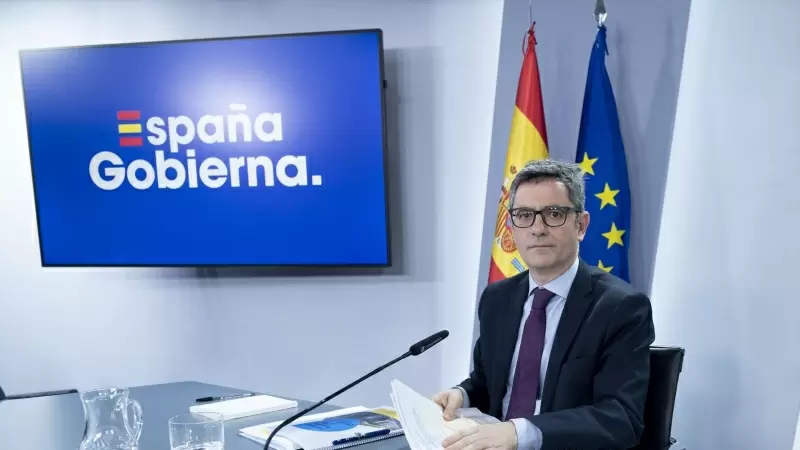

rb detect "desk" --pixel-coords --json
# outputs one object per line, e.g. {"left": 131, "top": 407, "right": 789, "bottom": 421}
{"left": 0, "top": 381, "right": 411, "bottom": 450}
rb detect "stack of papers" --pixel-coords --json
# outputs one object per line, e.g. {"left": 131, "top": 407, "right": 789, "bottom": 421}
{"left": 190, "top": 394, "right": 298, "bottom": 420}
{"left": 239, "top": 406, "right": 404, "bottom": 450}
{"left": 389, "top": 379, "right": 499, "bottom": 450}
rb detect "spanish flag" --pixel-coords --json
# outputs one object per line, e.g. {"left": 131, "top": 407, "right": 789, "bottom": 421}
{"left": 488, "top": 23, "right": 549, "bottom": 283}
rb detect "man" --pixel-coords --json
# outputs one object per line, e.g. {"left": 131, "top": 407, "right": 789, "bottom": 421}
{"left": 436, "top": 159, "right": 655, "bottom": 450}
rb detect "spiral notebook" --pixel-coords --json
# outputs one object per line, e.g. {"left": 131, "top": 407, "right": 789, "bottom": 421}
{"left": 238, "top": 406, "right": 404, "bottom": 450}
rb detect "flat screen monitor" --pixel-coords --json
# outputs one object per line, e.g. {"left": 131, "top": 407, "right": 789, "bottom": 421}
{"left": 19, "top": 29, "right": 390, "bottom": 267}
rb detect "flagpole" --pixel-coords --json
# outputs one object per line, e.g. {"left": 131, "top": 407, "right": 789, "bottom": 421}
{"left": 594, "top": 0, "right": 607, "bottom": 27}
{"left": 528, "top": 0, "right": 532, "bottom": 26}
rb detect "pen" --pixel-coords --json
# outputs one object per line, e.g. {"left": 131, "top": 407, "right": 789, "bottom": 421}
{"left": 195, "top": 393, "right": 256, "bottom": 403}
{"left": 332, "top": 428, "right": 391, "bottom": 446}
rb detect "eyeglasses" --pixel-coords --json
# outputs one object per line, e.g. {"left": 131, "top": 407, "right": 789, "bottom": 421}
{"left": 508, "top": 206, "right": 582, "bottom": 228}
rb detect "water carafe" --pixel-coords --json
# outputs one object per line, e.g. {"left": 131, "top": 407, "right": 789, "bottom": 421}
{"left": 79, "top": 387, "right": 143, "bottom": 450}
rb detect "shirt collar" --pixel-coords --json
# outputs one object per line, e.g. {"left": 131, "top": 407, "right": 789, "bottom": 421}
{"left": 528, "top": 256, "right": 579, "bottom": 299}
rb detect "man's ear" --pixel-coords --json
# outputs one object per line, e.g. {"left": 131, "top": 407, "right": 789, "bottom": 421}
{"left": 577, "top": 212, "right": 590, "bottom": 241}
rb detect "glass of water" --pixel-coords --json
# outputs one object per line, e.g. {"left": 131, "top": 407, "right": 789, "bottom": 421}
{"left": 169, "top": 412, "right": 224, "bottom": 450}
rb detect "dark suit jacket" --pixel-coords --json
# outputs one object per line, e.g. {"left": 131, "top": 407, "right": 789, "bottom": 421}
{"left": 459, "top": 260, "right": 655, "bottom": 450}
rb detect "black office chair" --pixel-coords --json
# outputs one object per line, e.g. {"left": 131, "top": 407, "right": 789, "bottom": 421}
{"left": 632, "top": 346, "right": 685, "bottom": 450}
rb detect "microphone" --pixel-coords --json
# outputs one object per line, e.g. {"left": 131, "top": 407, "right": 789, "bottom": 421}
{"left": 263, "top": 330, "right": 449, "bottom": 450}
{"left": 409, "top": 330, "right": 449, "bottom": 355}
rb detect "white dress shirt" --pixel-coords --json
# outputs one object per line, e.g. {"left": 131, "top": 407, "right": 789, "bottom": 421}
{"left": 459, "top": 257, "right": 579, "bottom": 450}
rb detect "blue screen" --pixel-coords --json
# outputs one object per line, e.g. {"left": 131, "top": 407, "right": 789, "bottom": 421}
{"left": 20, "top": 29, "right": 390, "bottom": 267}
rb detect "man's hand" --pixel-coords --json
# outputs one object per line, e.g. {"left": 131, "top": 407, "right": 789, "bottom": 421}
{"left": 442, "top": 422, "right": 518, "bottom": 450}
{"left": 432, "top": 388, "right": 464, "bottom": 420}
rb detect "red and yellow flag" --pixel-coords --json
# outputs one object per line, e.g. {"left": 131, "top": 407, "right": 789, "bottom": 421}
{"left": 488, "top": 24, "right": 549, "bottom": 283}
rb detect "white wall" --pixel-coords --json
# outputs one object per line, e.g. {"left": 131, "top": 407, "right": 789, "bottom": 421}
{"left": 0, "top": 1, "right": 208, "bottom": 395}
{"left": 429, "top": 0, "right": 504, "bottom": 395}
{"left": 0, "top": 0, "right": 504, "bottom": 408}
{"left": 650, "top": 0, "right": 800, "bottom": 448}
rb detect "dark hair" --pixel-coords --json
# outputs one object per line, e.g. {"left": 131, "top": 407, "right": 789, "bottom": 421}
{"left": 508, "top": 159, "right": 586, "bottom": 211}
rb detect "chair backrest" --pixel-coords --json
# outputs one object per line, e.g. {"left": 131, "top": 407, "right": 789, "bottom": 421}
{"left": 632, "top": 346, "right": 685, "bottom": 450}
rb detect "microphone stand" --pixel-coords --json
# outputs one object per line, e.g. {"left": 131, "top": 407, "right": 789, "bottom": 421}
{"left": 263, "top": 351, "right": 411, "bottom": 450}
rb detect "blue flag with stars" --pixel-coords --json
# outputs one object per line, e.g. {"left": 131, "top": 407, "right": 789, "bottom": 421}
{"left": 575, "top": 25, "right": 631, "bottom": 282}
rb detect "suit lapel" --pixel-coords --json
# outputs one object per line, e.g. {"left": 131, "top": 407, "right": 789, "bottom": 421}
{"left": 540, "top": 260, "right": 594, "bottom": 412}
{"left": 491, "top": 274, "right": 529, "bottom": 417}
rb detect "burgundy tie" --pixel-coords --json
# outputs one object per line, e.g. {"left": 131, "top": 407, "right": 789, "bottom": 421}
{"left": 505, "top": 287, "right": 556, "bottom": 420}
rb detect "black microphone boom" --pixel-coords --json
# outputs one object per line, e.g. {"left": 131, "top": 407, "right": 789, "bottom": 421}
{"left": 262, "top": 330, "right": 449, "bottom": 450}
{"left": 409, "top": 330, "right": 449, "bottom": 356}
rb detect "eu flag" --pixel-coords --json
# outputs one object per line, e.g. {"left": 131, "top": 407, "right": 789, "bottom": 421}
{"left": 575, "top": 25, "right": 631, "bottom": 282}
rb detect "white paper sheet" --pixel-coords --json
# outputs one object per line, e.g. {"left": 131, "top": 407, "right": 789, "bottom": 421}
{"left": 390, "top": 379, "right": 499, "bottom": 450}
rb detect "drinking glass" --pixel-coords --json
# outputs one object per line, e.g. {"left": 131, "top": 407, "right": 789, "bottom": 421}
{"left": 168, "top": 412, "right": 224, "bottom": 450}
